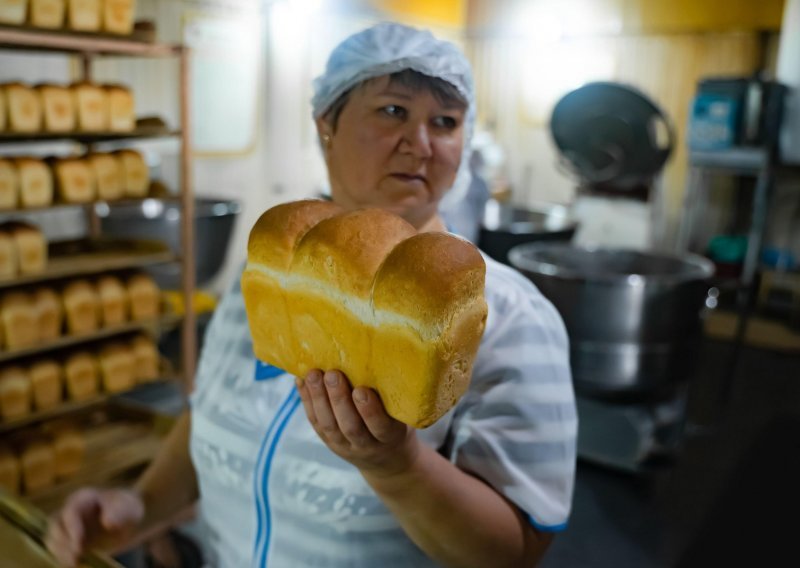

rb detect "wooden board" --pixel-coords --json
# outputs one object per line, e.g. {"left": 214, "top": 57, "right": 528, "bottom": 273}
{"left": 0, "top": 238, "right": 174, "bottom": 289}
{"left": 0, "top": 22, "right": 179, "bottom": 57}
{"left": 0, "top": 125, "right": 179, "bottom": 145}
{"left": 0, "top": 488, "right": 123, "bottom": 568}
{"left": 10, "top": 402, "right": 174, "bottom": 515}
{"left": 704, "top": 310, "right": 800, "bottom": 352}
{"left": 0, "top": 377, "right": 177, "bottom": 435}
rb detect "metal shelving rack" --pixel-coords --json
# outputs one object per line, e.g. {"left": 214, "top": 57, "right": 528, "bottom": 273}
{"left": 677, "top": 144, "right": 797, "bottom": 410}
{"left": 0, "top": 26, "right": 197, "bottom": 391}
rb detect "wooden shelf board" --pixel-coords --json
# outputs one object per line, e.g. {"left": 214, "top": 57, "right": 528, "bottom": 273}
{"left": 0, "top": 196, "right": 180, "bottom": 216}
{"left": 704, "top": 309, "right": 800, "bottom": 352}
{"left": 0, "top": 125, "right": 180, "bottom": 145}
{"left": 0, "top": 239, "right": 175, "bottom": 289}
{"left": 0, "top": 378, "right": 177, "bottom": 434}
{"left": 0, "top": 23, "right": 180, "bottom": 57}
{"left": 0, "top": 314, "right": 182, "bottom": 364}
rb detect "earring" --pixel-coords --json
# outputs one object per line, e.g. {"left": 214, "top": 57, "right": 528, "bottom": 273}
{"left": 321, "top": 133, "right": 332, "bottom": 146}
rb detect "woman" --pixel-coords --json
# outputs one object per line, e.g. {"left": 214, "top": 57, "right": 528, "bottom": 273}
{"left": 46, "top": 23, "right": 576, "bottom": 568}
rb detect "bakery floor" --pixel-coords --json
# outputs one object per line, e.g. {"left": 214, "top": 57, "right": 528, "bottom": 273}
{"left": 116, "top": 336, "right": 800, "bottom": 568}
{"left": 543, "top": 337, "right": 800, "bottom": 568}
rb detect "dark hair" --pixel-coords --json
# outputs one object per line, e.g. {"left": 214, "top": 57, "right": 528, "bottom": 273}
{"left": 323, "top": 69, "right": 467, "bottom": 131}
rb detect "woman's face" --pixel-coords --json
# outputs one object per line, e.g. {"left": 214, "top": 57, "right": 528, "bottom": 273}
{"left": 317, "top": 75, "right": 466, "bottom": 230}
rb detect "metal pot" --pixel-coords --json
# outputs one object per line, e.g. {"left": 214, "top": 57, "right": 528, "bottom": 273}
{"left": 95, "top": 198, "right": 241, "bottom": 288}
{"left": 478, "top": 200, "right": 578, "bottom": 265}
{"left": 509, "top": 244, "right": 714, "bottom": 399}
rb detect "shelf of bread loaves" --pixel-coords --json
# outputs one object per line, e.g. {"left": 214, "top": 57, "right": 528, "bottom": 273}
{"left": 0, "top": 80, "right": 175, "bottom": 143}
{"left": 0, "top": 330, "right": 173, "bottom": 433}
{"left": 0, "top": 148, "right": 161, "bottom": 210}
{"left": 0, "top": 235, "right": 174, "bottom": 288}
{"left": 0, "top": 270, "right": 180, "bottom": 361}
{"left": 0, "top": 0, "right": 138, "bottom": 36}
{"left": 0, "top": 401, "right": 173, "bottom": 515}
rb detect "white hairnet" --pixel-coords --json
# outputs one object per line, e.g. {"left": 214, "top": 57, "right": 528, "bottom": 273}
{"left": 311, "top": 22, "right": 476, "bottom": 212}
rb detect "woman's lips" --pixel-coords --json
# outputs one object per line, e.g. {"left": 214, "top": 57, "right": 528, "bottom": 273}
{"left": 390, "top": 173, "right": 426, "bottom": 183}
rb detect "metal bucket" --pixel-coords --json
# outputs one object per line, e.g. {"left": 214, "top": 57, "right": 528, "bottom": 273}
{"left": 509, "top": 244, "right": 714, "bottom": 398}
{"left": 95, "top": 198, "right": 240, "bottom": 288}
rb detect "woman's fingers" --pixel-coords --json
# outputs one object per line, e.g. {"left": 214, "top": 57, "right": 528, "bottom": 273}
{"left": 298, "top": 369, "right": 376, "bottom": 449}
{"left": 46, "top": 517, "right": 79, "bottom": 567}
{"left": 353, "top": 387, "right": 406, "bottom": 444}
{"left": 303, "top": 369, "right": 346, "bottom": 445}
{"left": 323, "top": 371, "right": 374, "bottom": 447}
{"left": 296, "top": 372, "right": 318, "bottom": 428}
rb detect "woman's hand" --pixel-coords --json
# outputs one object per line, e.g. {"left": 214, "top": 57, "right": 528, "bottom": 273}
{"left": 45, "top": 487, "right": 144, "bottom": 567}
{"left": 297, "top": 369, "right": 420, "bottom": 477}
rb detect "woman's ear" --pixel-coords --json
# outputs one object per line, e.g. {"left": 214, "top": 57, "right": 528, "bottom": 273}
{"left": 315, "top": 116, "right": 333, "bottom": 149}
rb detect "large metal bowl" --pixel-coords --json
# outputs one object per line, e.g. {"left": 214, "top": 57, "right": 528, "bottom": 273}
{"left": 95, "top": 198, "right": 241, "bottom": 288}
{"left": 509, "top": 243, "right": 714, "bottom": 398}
{"left": 478, "top": 200, "right": 578, "bottom": 265}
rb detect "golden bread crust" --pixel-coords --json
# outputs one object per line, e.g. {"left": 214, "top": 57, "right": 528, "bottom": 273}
{"left": 242, "top": 200, "right": 488, "bottom": 428}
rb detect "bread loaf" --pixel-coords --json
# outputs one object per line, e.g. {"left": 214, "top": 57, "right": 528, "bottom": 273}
{"left": 130, "top": 334, "right": 158, "bottom": 382}
{"left": 0, "top": 158, "right": 19, "bottom": 209}
{"left": 36, "top": 84, "right": 75, "bottom": 132}
{"left": 30, "top": 0, "right": 65, "bottom": 28}
{"left": 0, "top": 0, "right": 28, "bottom": 25}
{"left": 0, "top": 366, "right": 32, "bottom": 420}
{"left": 4, "top": 83, "right": 42, "bottom": 133}
{"left": 103, "top": 0, "right": 134, "bottom": 34}
{"left": 126, "top": 273, "right": 159, "bottom": 320}
{"left": 33, "top": 287, "right": 62, "bottom": 341}
{"left": 62, "top": 279, "right": 99, "bottom": 334}
{"left": 98, "top": 341, "right": 134, "bottom": 392}
{"left": 67, "top": 0, "right": 100, "bottom": 31}
{"left": 106, "top": 84, "right": 135, "bottom": 132}
{"left": 0, "top": 229, "right": 16, "bottom": 280}
{"left": 6, "top": 221, "right": 47, "bottom": 274}
{"left": 63, "top": 351, "right": 98, "bottom": 400}
{"left": 115, "top": 149, "right": 149, "bottom": 197}
{"left": 14, "top": 157, "right": 53, "bottom": 208}
{"left": 242, "top": 200, "right": 488, "bottom": 428}
{"left": 0, "top": 445, "right": 20, "bottom": 495}
{"left": 52, "top": 428, "right": 84, "bottom": 478}
{"left": 20, "top": 439, "right": 55, "bottom": 493}
{"left": 29, "top": 359, "right": 62, "bottom": 410}
{"left": 73, "top": 82, "right": 108, "bottom": 132}
{"left": 87, "top": 152, "right": 123, "bottom": 201}
{"left": 1, "top": 291, "right": 39, "bottom": 349}
{"left": 0, "top": 85, "right": 6, "bottom": 131}
{"left": 96, "top": 274, "right": 127, "bottom": 326}
{"left": 52, "top": 157, "right": 96, "bottom": 203}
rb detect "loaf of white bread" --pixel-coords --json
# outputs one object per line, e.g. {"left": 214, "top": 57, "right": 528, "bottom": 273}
{"left": 67, "top": 0, "right": 101, "bottom": 32}
{"left": 1, "top": 291, "right": 39, "bottom": 349}
{"left": 0, "top": 1, "right": 27, "bottom": 25}
{"left": 0, "top": 444, "right": 20, "bottom": 494}
{"left": 0, "top": 158, "right": 19, "bottom": 210}
{"left": 36, "top": 84, "right": 75, "bottom": 132}
{"left": 87, "top": 152, "right": 124, "bottom": 200}
{"left": 64, "top": 351, "right": 99, "bottom": 400}
{"left": 52, "top": 156, "right": 96, "bottom": 203}
{"left": 14, "top": 157, "right": 54, "bottom": 208}
{"left": 2, "top": 83, "right": 42, "bottom": 133}
{"left": 28, "top": 359, "right": 63, "bottom": 410}
{"left": 241, "top": 200, "right": 488, "bottom": 428}
{"left": 30, "top": 0, "right": 66, "bottom": 29}
{"left": 0, "top": 366, "right": 32, "bottom": 420}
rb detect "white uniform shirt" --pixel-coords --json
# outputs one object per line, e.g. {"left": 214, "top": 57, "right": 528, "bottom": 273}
{"left": 189, "top": 254, "right": 577, "bottom": 568}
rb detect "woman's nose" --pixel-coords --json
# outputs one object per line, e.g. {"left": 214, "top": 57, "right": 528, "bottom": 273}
{"left": 399, "top": 122, "right": 433, "bottom": 159}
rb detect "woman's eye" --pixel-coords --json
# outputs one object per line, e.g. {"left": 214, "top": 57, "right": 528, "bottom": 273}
{"left": 433, "top": 116, "right": 458, "bottom": 129}
{"left": 382, "top": 105, "right": 406, "bottom": 118}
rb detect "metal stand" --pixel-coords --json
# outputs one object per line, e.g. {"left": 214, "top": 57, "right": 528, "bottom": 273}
{"left": 677, "top": 148, "right": 775, "bottom": 415}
